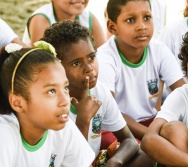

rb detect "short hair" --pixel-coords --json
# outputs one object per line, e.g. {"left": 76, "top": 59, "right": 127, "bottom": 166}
{"left": 107, "top": 0, "right": 151, "bottom": 23}
{"left": 178, "top": 32, "right": 188, "bottom": 76}
{"left": 42, "top": 20, "right": 96, "bottom": 61}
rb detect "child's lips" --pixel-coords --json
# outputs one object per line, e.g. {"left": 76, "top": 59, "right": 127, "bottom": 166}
{"left": 136, "top": 34, "right": 149, "bottom": 41}
{"left": 89, "top": 76, "right": 97, "bottom": 83}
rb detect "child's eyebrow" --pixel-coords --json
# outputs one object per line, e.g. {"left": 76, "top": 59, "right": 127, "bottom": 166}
{"left": 43, "top": 80, "right": 69, "bottom": 88}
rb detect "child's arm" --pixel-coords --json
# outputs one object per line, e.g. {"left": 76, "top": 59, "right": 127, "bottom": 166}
{"left": 91, "top": 13, "right": 107, "bottom": 48}
{"left": 28, "top": 15, "right": 50, "bottom": 47}
{"left": 106, "top": 126, "right": 139, "bottom": 166}
{"left": 72, "top": 76, "right": 102, "bottom": 140}
{"left": 169, "top": 78, "right": 185, "bottom": 91}
{"left": 121, "top": 113, "right": 147, "bottom": 140}
{"left": 141, "top": 118, "right": 188, "bottom": 166}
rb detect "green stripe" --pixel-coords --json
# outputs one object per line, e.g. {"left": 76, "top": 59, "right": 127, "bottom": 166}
{"left": 28, "top": 13, "right": 52, "bottom": 39}
{"left": 115, "top": 38, "right": 148, "bottom": 68}
{"left": 89, "top": 11, "right": 92, "bottom": 31}
{"left": 21, "top": 130, "right": 48, "bottom": 152}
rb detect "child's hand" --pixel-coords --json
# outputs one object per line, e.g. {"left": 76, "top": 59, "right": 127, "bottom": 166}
{"left": 71, "top": 76, "right": 102, "bottom": 123}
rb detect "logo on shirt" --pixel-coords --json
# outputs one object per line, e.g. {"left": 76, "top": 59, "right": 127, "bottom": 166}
{"left": 91, "top": 114, "right": 102, "bottom": 138}
{"left": 147, "top": 79, "right": 159, "bottom": 99}
{"left": 49, "top": 154, "right": 57, "bottom": 167}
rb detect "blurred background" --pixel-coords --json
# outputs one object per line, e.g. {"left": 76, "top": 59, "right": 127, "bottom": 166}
{"left": 0, "top": 0, "right": 186, "bottom": 39}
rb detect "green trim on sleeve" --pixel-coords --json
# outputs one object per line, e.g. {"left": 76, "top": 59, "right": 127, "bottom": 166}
{"left": 27, "top": 13, "right": 52, "bottom": 39}
{"left": 114, "top": 38, "right": 148, "bottom": 68}
{"left": 76, "top": 15, "right": 79, "bottom": 21}
{"left": 21, "top": 130, "right": 48, "bottom": 152}
{"left": 89, "top": 11, "right": 92, "bottom": 31}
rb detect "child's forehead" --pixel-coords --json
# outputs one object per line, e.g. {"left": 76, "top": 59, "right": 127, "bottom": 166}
{"left": 120, "top": 1, "right": 151, "bottom": 12}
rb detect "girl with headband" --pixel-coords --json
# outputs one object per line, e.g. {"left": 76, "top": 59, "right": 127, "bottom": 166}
{"left": 0, "top": 41, "right": 95, "bottom": 166}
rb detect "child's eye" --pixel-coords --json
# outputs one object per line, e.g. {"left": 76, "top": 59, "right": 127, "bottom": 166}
{"left": 144, "top": 16, "right": 152, "bottom": 21}
{"left": 64, "top": 86, "right": 69, "bottom": 92}
{"left": 72, "top": 61, "right": 80, "bottom": 67}
{"left": 48, "top": 89, "right": 56, "bottom": 95}
{"left": 88, "top": 54, "right": 96, "bottom": 61}
{"left": 126, "top": 18, "right": 134, "bottom": 23}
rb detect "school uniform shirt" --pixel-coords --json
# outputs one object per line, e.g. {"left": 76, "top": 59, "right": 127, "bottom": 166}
{"left": 22, "top": 3, "right": 92, "bottom": 47}
{"left": 97, "top": 36, "right": 183, "bottom": 122}
{"left": 69, "top": 81, "right": 126, "bottom": 156}
{"left": 159, "top": 17, "right": 188, "bottom": 70}
{"left": 150, "top": 0, "right": 167, "bottom": 39}
{"left": 0, "top": 18, "right": 18, "bottom": 48}
{"left": 0, "top": 114, "right": 95, "bottom": 167}
{"left": 156, "top": 84, "right": 188, "bottom": 125}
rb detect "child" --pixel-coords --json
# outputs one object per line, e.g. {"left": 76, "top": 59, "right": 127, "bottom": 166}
{"left": 96, "top": 0, "right": 185, "bottom": 142}
{"left": 104, "top": 0, "right": 166, "bottom": 39}
{"left": 150, "top": 0, "right": 167, "bottom": 39}
{"left": 0, "top": 41, "right": 95, "bottom": 166}
{"left": 22, "top": 0, "right": 106, "bottom": 48}
{"left": 0, "top": 18, "right": 27, "bottom": 49}
{"left": 159, "top": 0, "right": 188, "bottom": 70}
{"left": 42, "top": 20, "right": 155, "bottom": 166}
{"left": 141, "top": 31, "right": 188, "bottom": 167}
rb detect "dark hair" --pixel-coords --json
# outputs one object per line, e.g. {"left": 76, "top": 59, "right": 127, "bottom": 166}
{"left": 0, "top": 48, "right": 58, "bottom": 115}
{"left": 41, "top": 20, "right": 96, "bottom": 60}
{"left": 107, "top": 0, "right": 151, "bottom": 23}
{"left": 178, "top": 32, "right": 188, "bottom": 76}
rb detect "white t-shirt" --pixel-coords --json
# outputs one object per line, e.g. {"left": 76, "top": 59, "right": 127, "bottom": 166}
{"left": 0, "top": 18, "right": 18, "bottom": 48}
{"left": 151, "top": 0, "right": 167, "bottom": 39}
{"left": 22, "top": 3, "right": 92, "bottom": 47}
{"left": 97, "top": 36, "right": 183, "bottom": 122}
{"left": 156, "top": 84, "right": 188, "bottom": 125}
{"left": 0, "top": 114, "right": 95, "bottom": 167}
{"left": 69, "top": 81, "right": 126, "bottom": 156}
{"left": 159, "top": 17, "right": 188, "bottom": 70}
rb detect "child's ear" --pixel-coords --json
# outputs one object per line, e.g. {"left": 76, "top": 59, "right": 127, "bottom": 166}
{"left": 9, "top": 94, "right": 25, "bottom": 113}
{"left": 107, "top": 19, "right": 118, "bottom": 35}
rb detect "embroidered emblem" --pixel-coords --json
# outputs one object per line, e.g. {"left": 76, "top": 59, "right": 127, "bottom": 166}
{"left": 49, "top": 154, "right": 57, "bottom": 167}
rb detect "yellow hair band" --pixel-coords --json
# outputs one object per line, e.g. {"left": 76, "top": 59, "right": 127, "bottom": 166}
{"left": 11, "top": 41, "right": 57, "bottom": 93}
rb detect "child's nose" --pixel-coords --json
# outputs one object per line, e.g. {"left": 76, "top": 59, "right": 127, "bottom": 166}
{"left": 84, "top": 64, "right": 93, "bottom": 73}
{"left": 58, "top": 93, "right": 70, "bottom": 107}
{"left": 136, "top": 21, "right": 147, "bottom": 31}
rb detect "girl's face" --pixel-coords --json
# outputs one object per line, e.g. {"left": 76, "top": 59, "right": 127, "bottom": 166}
{"left": 109, "top": 1, "right": 153, "bottom": 50}
{"left": 21, "top": 62, "right": 70, "bottom": 132}
{"left": 53, "top": 0, "right": 89, "bottom": 18}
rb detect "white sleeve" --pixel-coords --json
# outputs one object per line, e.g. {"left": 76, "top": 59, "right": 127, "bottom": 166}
{"left": 156, "top": 87, "right": 187, "bottom": 122}
{"left": 0, "top": 18, "right": 18, "bottom": 48}
{"left": 97, "top": 51, "right": 117, "bottom": 92}
{"left": 159, "top": 25, "right": 175, "bottom": 55}
{"left": 102, "top": 86, "right": 126, "bottom": 131}
{"left": 62, "top": 119, "right": 95, "bottom": 167}
{"left": 159, "top": 44, "right": 183, "bottom": 86}
{"left": 0, "top": 124, "right": 17, "bottom": 167}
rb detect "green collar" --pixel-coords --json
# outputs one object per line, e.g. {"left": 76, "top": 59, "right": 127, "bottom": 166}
{"left": 115, "top": 38, "right": 148, "bottom": 68}
{"left": 70, "top": 90, "right": 90, "bottom": 115}
{"left": 21, "top": 130, "right": 48, "bottom": 152}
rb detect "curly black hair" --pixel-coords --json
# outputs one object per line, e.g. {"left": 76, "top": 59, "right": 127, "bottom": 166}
{"left": 41, "top": 20, "right": 96, "bottom": 61}
{"left": 178, "top": 32, "right": 188, "bottom": 76}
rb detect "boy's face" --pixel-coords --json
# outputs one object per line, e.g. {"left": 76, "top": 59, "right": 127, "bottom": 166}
{"left": 61, "top": 39, "right": 98, "bottom": 91}
{"left": 108, "top": 1, "right": 153, "bottom": 49}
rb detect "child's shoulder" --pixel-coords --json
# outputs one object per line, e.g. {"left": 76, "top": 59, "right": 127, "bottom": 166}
{"left": 91, "top": 81, "right": 113, "bottom": 98}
